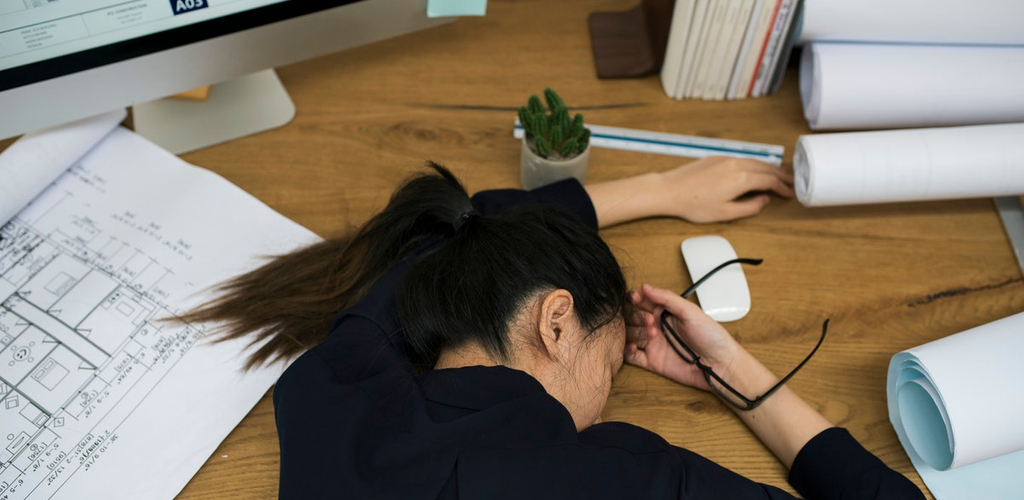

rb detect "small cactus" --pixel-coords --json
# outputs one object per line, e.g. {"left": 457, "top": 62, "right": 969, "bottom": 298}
{"left": 518, "top": 88, "right": 590, "bottom": 160}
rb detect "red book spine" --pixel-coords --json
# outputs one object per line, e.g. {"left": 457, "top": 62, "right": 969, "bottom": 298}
{"left": 746, "top": 0, "right": 783, "bottom": 97}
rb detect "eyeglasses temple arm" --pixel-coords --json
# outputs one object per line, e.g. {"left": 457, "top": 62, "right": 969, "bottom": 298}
{"left": 682, "top": 258, "right": 763, "bottom": 299}
{"left": 742, "top": 319, "right": 830, "bottom": 410}
{"left": 659, "top": 311, "right": 697, "bottom": 362}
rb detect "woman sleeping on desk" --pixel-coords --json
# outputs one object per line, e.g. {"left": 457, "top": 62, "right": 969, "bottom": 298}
{"left": 183, "top": 157, "right": 924, "bottom": 499}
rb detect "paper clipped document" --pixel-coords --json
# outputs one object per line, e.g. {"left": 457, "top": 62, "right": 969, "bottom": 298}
{"left": 796, "top": 0, "right": 1024, "bottom": 45}
{"left": 799, "top": 43, "right": 1024, "bottom": 130}
{"left": 887, "top": 312, "right": 1024, "bottom": 500}
{"left": 793, "top": 123, "right": 1024, "bottom": 207}
{"left": 0, "top": 123, "right": 319, "bottom": 498}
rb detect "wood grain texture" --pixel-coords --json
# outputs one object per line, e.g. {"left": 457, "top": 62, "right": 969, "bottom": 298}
{"left": 9, "top": 0, "right": 1016, "bottom": 497}
{"left": 184, "top": 0, "right": 1022, "bottom": 496}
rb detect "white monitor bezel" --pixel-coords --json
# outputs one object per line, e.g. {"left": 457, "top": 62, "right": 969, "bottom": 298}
{"left": 0, "top": 0, "right": 450, "bottom": 139}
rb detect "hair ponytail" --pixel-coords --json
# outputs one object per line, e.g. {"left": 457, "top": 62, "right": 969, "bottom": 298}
{"left": 178, "top": 162, "right": 474, "bottom": 370}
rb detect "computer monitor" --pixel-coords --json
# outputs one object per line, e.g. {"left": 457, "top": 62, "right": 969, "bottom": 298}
{"left": 0, "top": 0, "right": 451, "bottom": 152}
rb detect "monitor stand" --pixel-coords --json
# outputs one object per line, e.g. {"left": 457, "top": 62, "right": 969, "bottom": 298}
{"left": 132, "top": 69, "right": 295, "bottom": 155}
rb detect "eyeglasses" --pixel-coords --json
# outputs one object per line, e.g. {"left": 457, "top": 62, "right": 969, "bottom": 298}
{"left": 660, "top": 258, "right": 828, "bottom": 411}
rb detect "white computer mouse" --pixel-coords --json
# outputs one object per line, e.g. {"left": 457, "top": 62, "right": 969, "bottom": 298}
{"left": 680, "top": 235, "right": 751, "bottom": 322}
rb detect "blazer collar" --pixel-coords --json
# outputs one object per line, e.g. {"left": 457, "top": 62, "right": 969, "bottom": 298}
{"left": 418, "top": 365, "right": 546, "bottom": 411}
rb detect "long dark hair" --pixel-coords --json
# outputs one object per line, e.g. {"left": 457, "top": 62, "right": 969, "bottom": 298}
{"left": 179, "top": 163, "right": 630, "bottom": 369}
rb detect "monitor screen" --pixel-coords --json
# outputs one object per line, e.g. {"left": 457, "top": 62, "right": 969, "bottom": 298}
{"left": 0, "top": 0, "right": 363, "bottom": 91}
{"left": 0, "top": 0, "right": 447, "bottom": 140}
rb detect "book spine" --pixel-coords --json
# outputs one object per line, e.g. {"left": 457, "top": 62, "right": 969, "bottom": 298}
{"left": 743, "top": 0, "right": 782, "bottom": 97}
{"left": 726, "top": 0, "right": 766, "bottom": 100}
{"left": 759, "top": 0, "right": 802, "bottom": 96}
{"left": 714, "top": 0, "right": 756, "bottom": 100}
{"left": 751, "top": 0, "right": 793, "bottom": 97}
{"left": 681, "top": 0, "right": 719, "bottom": 98}
{"left": 674, "top": 0, "right": 710, "bottom": 99}
{"left": 704, "top": 0, "right": 742, "bottom": 100}
{"left": 660, "top": 0, "right": 697, "bottom": 99}
{"left": 766, "top": 0, "right": 804, "bottom": 94}
{"left": 691, "top": 0, "right": 728, "bottom": 99}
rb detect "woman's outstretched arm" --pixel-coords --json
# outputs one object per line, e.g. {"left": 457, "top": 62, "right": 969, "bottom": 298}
{"left": 584, "top": 156, "right": 794, "bottom": 228}
{"left": 627, "top": 284, "right": 828, "bottom": 467}
{"left": 626, "top": 284, "right": 925, "bottom": 499}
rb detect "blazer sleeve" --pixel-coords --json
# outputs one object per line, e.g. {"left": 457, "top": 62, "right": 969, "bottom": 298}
{"left": 788, "top": 427, "right": 925, "bottom": 499}
{"left": 470, "top": 178, "right": 598, "bottom": 230}
{"left": 577, "top": 422, "right": 922, "bottom": 500}
{"left": 660, "top": 428, "right": 923, "bottom": 500}
{"left": 662, "top": 431, "right": 923, "bottom": 500}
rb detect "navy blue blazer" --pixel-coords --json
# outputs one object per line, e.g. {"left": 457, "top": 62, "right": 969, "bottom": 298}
{"left": 272, "top": 179, "right": 924, "bottom": 499}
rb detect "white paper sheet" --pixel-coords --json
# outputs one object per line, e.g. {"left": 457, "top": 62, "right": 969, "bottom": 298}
{"left": 793, "top": 123, "right": 1024, "bottom": 207}
{"left": 0, "top": 127, "right": 319, "bottom": 499}
{"left": 0, "top": 110, "right": 126, "bottom": 227}
{"left": 797, "top": 0, "right": 1024, "bottom": 45}
{"left": 887, "top": 312, "right": 1024, "bottom": 499}
{"left": 799, "top": 43, "right": 1024, "bottom": 130}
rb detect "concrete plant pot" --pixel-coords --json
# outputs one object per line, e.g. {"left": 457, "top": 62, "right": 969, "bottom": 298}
{"left": 520, "top": 137, "right": 591, "bottom": 190}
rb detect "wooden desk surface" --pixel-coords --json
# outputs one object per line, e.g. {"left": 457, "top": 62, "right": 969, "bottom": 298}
{"left": 101, "top": 0, "right": 1021, "bottom": 498}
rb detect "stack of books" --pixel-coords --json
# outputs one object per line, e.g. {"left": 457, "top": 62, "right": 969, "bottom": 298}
{"left": 660, "top": 0, "right": 804, "bottom": 100}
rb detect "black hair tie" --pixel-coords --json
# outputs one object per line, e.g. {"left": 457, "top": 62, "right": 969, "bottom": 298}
{"left": 452, "top": 209, "right": 479, "bottom": 232}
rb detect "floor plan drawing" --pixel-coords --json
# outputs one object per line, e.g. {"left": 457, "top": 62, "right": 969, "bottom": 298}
{"left": 0, "top": 216, "right": 199, "bottom": 499}
{"left": 0, "top": 126, "right": 317, "bottom": 500}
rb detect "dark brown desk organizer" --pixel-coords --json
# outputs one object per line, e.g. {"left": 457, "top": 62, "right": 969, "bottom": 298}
{"left": 588, "top": 0, "right": 675, "bottom": 79}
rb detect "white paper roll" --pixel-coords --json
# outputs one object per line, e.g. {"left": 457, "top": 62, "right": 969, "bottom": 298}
{"left": 887, "top": 313, "right": 1024, "bottom": 498}
{"left": 800, "top": 43, "right": 1024, "bottom": 131}
{"left": 797, "top": 0, "right": 1024, "bottom": 45}
{"left": 794, "top": 123, "right": 1024, "bottom": 207}
{"left": 0, "top": 109, "right": 126, "bottom": 226}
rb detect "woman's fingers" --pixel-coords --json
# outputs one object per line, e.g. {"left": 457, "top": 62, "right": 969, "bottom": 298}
{"left": 668, "top": 157, "right": 796, "bottom": 223}
{"left": 630, "top": 288, "right": 666, "bottom": 316}
{"left": 740, "top": 171, "right": 795, "bottom": 199}
{"left": 712, "top": 170, "right": 792, "bottom": 220}
{"left": 732, "top": 157, "right": 794, "bottom": 182}
{"left": 625, "top": 311, "right": 658, "bottom": 346}
{"left": 723, "top": 158, "right": 795, "bottom": 199}
{"left": 629, "top": 284, "right": 745, "bottom": 390}
{"left": 625, "top": 293, "right": 646, "bottom": 326}
{"left": 631, "top": 292, "right": 668, "bottom": 340}
{"left": 625, "top": 342, "right": 648, "bottom": 368}
{"left": 640, "top": 284, "right": 704, "bottom": 320}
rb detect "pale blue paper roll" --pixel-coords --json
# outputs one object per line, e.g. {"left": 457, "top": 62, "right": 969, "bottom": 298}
{"left": 887, "top": 312, "right": 1024, "bottom": 500}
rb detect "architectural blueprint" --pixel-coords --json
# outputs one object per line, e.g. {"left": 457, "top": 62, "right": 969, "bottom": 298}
{"left": 0, "top": 125, "right": 318, "bottom": 499}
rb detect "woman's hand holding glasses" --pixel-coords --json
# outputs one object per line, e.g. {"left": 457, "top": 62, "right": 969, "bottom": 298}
{"left": 625, "top": 283, "right": 833, "bottom": 468}
{"left": 626, "top": 284, "right": 766, "bottom": 397}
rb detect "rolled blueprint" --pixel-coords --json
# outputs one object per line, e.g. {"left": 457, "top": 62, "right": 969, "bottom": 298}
{"left": 887, "top": 312, "right": 1024, "bottom": 499}
{"left": 0, "top": 109, "right": 125, "bottom": 226}
{"left": 800, "top": 43, "right": 1024, "bottom": 130}
{"left": 793, "top": 123, "right": 1024, "bottom": 207}
{"left": 797, "top": 0, "right": 1024, "bottom": 45}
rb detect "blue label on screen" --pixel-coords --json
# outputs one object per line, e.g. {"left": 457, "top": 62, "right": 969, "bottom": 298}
{"left": 170, "top": 0, "right": 208, "bottom": 15}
